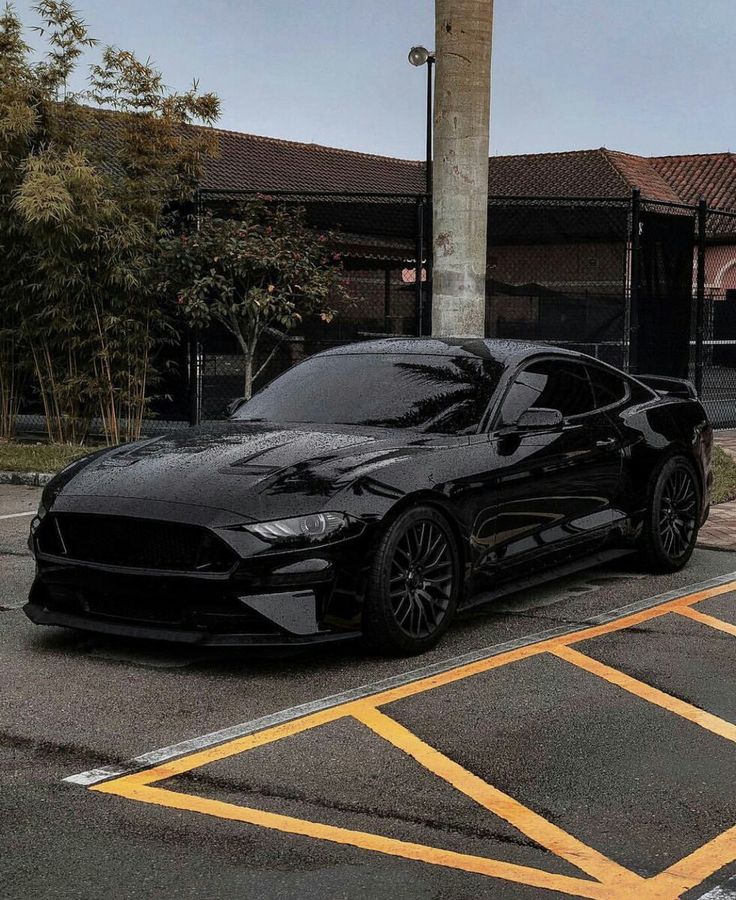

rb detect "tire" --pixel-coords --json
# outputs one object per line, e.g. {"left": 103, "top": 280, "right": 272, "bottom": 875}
{"left": 362, "top": 505, "right": 460, "bottom": 656}
{"left": 638, "top": 455, "right": 701, "bottom": 573}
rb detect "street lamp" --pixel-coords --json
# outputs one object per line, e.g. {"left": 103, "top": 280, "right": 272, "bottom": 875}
{"left": 408, "top": 46, "right": 435, "bottom": 336}
{"left": 408, "top": 45, "right": 434, "bottom": 194}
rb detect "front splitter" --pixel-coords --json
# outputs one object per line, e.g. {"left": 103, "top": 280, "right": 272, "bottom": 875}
{"left": 23, "top": 601, "right": 360, "bottom": 648}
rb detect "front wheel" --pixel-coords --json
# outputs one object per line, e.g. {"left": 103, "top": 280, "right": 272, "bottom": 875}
{"left": 363, "top": 506, "right": 460, "bottom": 656}
{"left": 638, "top": 455, "right": 701, "bottom": 573}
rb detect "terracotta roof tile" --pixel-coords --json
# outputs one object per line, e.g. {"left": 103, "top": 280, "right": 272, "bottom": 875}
{"left": 649, "top": 153, "right": 736, "bottom": 209}
{"left": 199, "top": 132, "right": 681, "bottom": 204}
{"left": 486, "top": 148, "right": 631, "bottom": 198}
{"left": 77, "top": 106, "right": 736, "bottom": 213}
{"left": 603, "top": 150, "right": 683, "bottom": 203}
{"left": 200, "top": 126, "right": 425, "bottom": 194}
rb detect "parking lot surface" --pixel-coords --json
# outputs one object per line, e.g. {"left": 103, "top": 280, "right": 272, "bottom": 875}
{"left": 1, "top": 484, "right": 735, "bottom": 899}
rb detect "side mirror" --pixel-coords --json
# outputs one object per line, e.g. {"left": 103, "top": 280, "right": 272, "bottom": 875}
{"left": 516, "top": 407, "right": 563, "bottom": 430}
{"left": 225, "top": 397, "right": 246, "bottom": 418}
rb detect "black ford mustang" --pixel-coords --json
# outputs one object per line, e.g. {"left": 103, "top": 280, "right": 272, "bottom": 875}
{"left": 26, "top": 338, "right": 712, "bottom": 655}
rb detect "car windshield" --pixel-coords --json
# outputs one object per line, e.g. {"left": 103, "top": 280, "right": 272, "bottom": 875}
{"left": 234, "top": 352, "right": 504, "bottom": 434}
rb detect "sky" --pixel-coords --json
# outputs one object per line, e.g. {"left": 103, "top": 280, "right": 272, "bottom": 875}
{"left": 12, "top": 0, "right": 736, "bottom": 160}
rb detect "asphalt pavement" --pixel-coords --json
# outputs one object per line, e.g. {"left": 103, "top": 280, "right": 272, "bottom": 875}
{"left": 1, "top": 483, "right": 735, "bottom": 900}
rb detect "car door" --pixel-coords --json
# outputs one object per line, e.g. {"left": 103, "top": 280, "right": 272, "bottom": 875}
{"left": 584, "top": 362, "right": 634, "bottom": 532}
{"left": 478, "top": 358, "right": 623, "bottom": 579}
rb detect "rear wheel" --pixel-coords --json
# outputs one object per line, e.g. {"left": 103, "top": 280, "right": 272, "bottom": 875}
{"left": 638, "top": 455, "right": 700, "bottom": 573}
{"left": 363, "top": 506, "right": 460, "bottom": 655}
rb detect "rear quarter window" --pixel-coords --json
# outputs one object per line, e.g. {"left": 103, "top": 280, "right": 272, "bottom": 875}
{"left": 498, "top": 359, "right": 595, "bottom": 425}
{"left": 587, "top": 366, "right": 629, "bottom": 409}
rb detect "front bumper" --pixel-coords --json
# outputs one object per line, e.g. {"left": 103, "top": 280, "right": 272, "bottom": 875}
{"left": 26, "top": 512, "right": 375, "bottom": 647}
{"left": 23, "top": 597, "right": 359, "bottom": 647}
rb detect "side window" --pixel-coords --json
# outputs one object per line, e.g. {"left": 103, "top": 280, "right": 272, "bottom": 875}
{"left": 587, "top": 366, "right": 628, "bottom": 409}
{"left": 499, "top": 360, "right": 595, "bottom": 426}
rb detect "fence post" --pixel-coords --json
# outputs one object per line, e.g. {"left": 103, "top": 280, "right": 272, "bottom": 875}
{"left": 424, "top": 197, "right": 432, "bottom": 335}
{"left": 383, "top": 267, "right": 391, "bottom": 332}
{"left": 625, "top": 188, "right": 641, "bottom": 373}
{"left": 695, "top": 197, "right": 707, "bottom": 397}
{"left": 188, "top": 329, "right": 201, "bottom": 427}
{"left": 415, "top": 196, "right": 425, "bottom": 336}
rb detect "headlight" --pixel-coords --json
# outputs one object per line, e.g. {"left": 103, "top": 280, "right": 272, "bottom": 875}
{"left": 243, "top": 512, "right": 361, "bottom": 545}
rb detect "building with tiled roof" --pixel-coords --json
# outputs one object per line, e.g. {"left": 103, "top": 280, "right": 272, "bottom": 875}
{"left": 197, "top": 124, "right": 736, "bottom": 212}
{"left": 191, "top": 124, "right": 736, "bottom": 363}
{"left": 83, "top": 105, "right": 736, "bottom": 213}
{"left": 78, "top": 103, "right": 727, "bottom": 386}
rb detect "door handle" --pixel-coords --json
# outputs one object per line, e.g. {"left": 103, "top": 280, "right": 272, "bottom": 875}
{"left": 595, "top": 437, "right": 617, "bottom": 448}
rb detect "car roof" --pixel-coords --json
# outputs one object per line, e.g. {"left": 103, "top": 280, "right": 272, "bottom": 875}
{"left": 315, "top": 337, "right": 586, "bottom": 365}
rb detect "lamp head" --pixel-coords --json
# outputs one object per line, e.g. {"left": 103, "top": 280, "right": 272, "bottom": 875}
{"left": 408, "top": 46, "right": 433, "bottom": 67}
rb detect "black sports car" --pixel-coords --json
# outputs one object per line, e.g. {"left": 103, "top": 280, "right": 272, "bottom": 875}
{"left": 25, "top": 338, "right": 712, "bottom": 654}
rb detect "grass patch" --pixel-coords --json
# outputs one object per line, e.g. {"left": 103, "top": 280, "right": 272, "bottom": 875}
{"left": 0, "top": 441, "right": 97, "bottom": 473}
{"left": 712, "top": 444, "right": 736, "bottom": 505}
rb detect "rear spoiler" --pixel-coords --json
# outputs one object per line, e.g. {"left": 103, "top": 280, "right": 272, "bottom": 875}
{"left": 636, "top": 374, "right": 698, "bottom": 400}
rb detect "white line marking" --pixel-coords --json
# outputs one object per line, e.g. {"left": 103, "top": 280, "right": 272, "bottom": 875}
{"left": 63, "top": 571, "right": 736, "bottom": 788}
{"left": 0, "top": 511, "right": 35, "bottom": 520}
{"left": 696, "top": 876, "right": 736, "bottom": 899}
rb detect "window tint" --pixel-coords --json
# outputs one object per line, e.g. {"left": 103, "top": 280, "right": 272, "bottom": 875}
{"left": 235, "top": 353, "right": 504, "bottom": 434}
{"left": 499, "top": 360, "right": 595, "bottom": 426}
{"left": 587, "top": 366, "right": 628, "bottom": 409}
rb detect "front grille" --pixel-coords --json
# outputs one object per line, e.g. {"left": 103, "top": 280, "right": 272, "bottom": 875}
{"left": 39, "top": 514, "right": 236, "bottom": 573}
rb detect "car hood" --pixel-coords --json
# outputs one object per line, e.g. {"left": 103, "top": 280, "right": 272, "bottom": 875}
{"left": 52, "top": 421, "right": 437, "bottom": 519}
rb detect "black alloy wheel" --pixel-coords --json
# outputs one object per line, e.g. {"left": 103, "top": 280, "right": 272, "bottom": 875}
{"left": 658, "top": 467, "right": 698, "bottom": 558}
{"left": 639, "top": 455, "right": 700, "bottom": 573}
{"left": 389, "top": 519, "right": 454, "bottom": 639}
{"left": 363, "top": 506, "right": 460, "bottom": 655}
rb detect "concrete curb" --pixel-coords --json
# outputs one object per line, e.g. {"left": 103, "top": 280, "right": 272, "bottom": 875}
{"left": 0, "top": 471, "right": 54, "bottom": 487}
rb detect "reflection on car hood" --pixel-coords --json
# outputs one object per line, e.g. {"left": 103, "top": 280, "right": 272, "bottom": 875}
{"left": 56, "top": 421, "right": 435, "bottom": 514}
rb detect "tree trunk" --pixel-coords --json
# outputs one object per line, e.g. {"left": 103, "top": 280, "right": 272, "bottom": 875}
{"left": 243, "top": 349, "right": 254, "bottom": 400}
{"left": 432, "top": 0, "right": 494, "bottom": 337}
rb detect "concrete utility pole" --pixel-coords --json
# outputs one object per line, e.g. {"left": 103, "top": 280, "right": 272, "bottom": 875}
{"left": 432, "top": 0, "right": 493, "bottom": 336}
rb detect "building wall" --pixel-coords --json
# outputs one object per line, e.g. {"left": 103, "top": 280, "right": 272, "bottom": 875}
{"left": 706, "top": 245, "right": 736, "bottom": 293}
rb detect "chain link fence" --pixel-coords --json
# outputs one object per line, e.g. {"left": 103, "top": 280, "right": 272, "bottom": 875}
{"left": 485, "top": 197, "right": 630, "bottom": 368}
{"left": 697, "top": 205, "right": 736, "bottom": 426}
{"left": 11, "top": 190, "right": 736, "bottom": 437}
{"left": 191, "top": 192, "right": 634, "bottom": 420}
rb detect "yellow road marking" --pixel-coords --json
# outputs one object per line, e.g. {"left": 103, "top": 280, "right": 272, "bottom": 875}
{"left": 94, "top": 580, "right": 736, "bottom": 788}
{"left": 676, "top": 605, "right": 736, "bottom": 638}
{"left": 551, "top": 644, "right": 736, "bottom": 744}
{"left": 98, "top": 781, "right": 622, "bottom": 900}
{"left": 102, "top": 703, "right": 356, "bottom": 787}
{"left": 649, "top": 823, "right": 736, "bottom": 898}
{"left": 90, "top": 579, "right": 736, "bottom": 899}
{"left": 551, "top": 581, "right": 736, "bottom": 647}
{"left": 352, "top": 704, "right": 648, "bottom": 893}
{"left": 314, "top": 579, "right": 736, "bottom": 716}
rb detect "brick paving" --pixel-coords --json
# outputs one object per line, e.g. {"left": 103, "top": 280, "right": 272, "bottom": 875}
{"left": 698, "top": 429, "right": 736, "bottom": 551}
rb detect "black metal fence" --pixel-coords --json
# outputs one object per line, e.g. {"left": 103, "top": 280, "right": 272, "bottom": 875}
{"left": 186, "top": 191, "right": 634, "bottom": 425}
{"left": 485, "top": 196, "right": 631, "bottom": 368}
{"left": 695, "top": 206, "right": 736, "bottom": 425}
{"left": 13, "top": 189, "right": 736, "bottom": 436}
{"left": 626, "top": 196, "right": 736, "bottom": 426}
